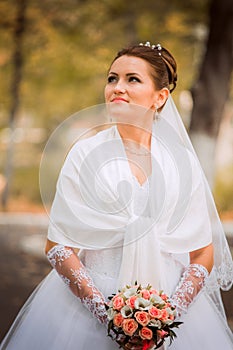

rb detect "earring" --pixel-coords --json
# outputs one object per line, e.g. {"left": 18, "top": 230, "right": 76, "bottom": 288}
{"left": 154, "top": 104, "right": 160, "bottom": 121}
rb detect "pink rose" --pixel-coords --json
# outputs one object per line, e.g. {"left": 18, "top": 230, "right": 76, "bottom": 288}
{"left": 141, "top": 289, "right": 151, "bottom": 300}
{"left": 122, "top": 318, "right": 138, "bottom": 336}
{"left": 164, "top": 302, "right": 171, "bottom": 308}
{"left": 113, "top": 313, "right": 124, "bottom": 328}
{"left": 112, "top": 296, "right": 125, "bottom": 311}
{"left": 139, "top": 327, "right": 153, "bottom": 340}
{"left": 126, "top": 296, "right": 137, "bottom": 309}
{"left": 160, "top": 293, "right": 168, "bottom": 301}
{"left": 148, "top": 307, "right": 162, "bottom": 319}
{"left": 157, "top": 330, "right": 168, "bottom": 339}
{"left": 135, "top": 311, "right": 150, "bottom": 326}
{"left": 160, "top": 309, "right": 169, "bottom": 322}
{"left": 149, "top": 289, "right": 158, "bottom": 295}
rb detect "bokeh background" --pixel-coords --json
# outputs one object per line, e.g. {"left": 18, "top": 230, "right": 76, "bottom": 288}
{"left": 0, "top": 0, "right": 232, "bottom": 342}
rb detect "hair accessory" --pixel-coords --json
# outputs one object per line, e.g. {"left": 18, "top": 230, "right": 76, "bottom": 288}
{"left": 156, "top": 44, "right": 162, "bottom": 55}
{"left": 139, "top": 41, "right": 162, "bottom": 55}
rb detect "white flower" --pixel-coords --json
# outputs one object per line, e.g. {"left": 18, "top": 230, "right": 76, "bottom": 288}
{"left": 123, "top": 287, "right": 138, "bottom": 298}
{"left": 108, "top": 299, "right": 113, "bottom": 308}
{"left": 120, "top": 305, "right": 133, "bottom": 318}
{"left": 148, "top": 319, "right": 161, "bottom": 329}
{"left": 150, "top": 294, "right": 165, "bottom": 306}
{"left": 166, "top": 307, "right": 172, "bottom": 313}
{"left": 171, "top": 308, "right": 177, "bottom": 317}
{"left": 168, "top": 306, "right": 177, "bottom": 317}
{"left": 107, "top": 308, "right": 117, "bottom": 321}
{"left": 134, "top": 297, "right": 152, "bottom": 310}
{"left": 165, "top": 319, "right": 173, "bottom": 325}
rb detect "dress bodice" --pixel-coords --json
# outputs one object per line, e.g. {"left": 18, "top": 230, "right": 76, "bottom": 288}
{"left": 79, "top": 176, "right": 151, "bottom": 280}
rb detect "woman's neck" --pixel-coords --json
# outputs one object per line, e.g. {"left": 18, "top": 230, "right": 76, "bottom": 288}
{"left": 117, "top": 124, "right": 152, "bottom": 149}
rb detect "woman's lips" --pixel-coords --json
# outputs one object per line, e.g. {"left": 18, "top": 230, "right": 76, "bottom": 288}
{"left": 111, "top": 97, "right": 128, "bottom": 103}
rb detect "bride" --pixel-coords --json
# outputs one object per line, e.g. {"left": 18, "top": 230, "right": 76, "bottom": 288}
{"left": 1, "top": 42, "right": 233, "bottom": 350}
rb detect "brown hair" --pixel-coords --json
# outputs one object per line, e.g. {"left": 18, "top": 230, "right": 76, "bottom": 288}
{"left": 111, "top": 44, "right": 177, "bottom": 93}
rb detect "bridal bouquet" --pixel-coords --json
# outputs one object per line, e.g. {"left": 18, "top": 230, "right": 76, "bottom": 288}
{"left": 106, "top": 283, "right": 182, "bottom": 349}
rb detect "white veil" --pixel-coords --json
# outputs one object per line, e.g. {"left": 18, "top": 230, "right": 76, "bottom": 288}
{"left": 159, "top": 95, "right": 233, "bottom": 292}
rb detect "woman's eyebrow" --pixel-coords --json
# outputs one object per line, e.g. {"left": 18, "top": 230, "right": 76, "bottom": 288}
{"left": 108, "top": 71, "right": 118, "bottom": 75}
{"left": 126, "top": 73, "right": 141, "bottom": 76}
{"left": 108, "top": 72, "right": 142, "bottom": 77}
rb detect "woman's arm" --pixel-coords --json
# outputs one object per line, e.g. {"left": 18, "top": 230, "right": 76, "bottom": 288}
{"left": 45, "top": 239, "right": 80, "bottom": 256}
{"left": 45, "top": 239, "right": 59, "bottom": 254}
{"left": 171, "top": 243, "right": 214, "bottom": 317}
{"left": 45, "top": 239, "right": 107, "bottom": 324}
{"left": 189, "top": 243, "right": 214, "bottom": 273}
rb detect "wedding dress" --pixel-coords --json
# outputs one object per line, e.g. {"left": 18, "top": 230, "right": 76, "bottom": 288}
{"left": 1, "top": 176, "right": 232, "bottom": 350}
{"left": 1, "top": 97, "right": 233, "bottom": 349}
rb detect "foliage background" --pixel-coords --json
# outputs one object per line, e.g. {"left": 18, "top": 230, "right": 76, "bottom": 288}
{"left": 0, "top": 0, "right": 232, "bottom": 215}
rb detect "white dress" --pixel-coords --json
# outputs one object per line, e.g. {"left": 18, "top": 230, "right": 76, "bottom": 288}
{"left": 1, "top": 177, "right": 233, "bottom": 350}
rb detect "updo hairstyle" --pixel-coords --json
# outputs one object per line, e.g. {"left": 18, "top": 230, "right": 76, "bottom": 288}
{"left": 112, "top": 43, "right": 177, "bottom": 93}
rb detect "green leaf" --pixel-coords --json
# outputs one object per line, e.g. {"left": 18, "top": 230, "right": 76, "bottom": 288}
{"left": 107, "top": 320, "right": 113, "bottom": 336}
{"left": 170, "top": 321, "right": 183, "bottom": 328}
{"left": 154, "top": 339, "right": 165, "bottom": 349}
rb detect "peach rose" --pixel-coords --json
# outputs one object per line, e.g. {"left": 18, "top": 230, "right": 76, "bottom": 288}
{"left": 122, "top": 318, "right": 138, "bottom": 337}
{"left": 112, "top": 296, "right": 125, "bottom": 311}
{"left": 148, "top": 307, "right": 162, "bottom": 319}
{"left": 141, "top": 289, "right": 151, "bottom": 300}
{"left": 139, "top": 327, "right": 153, "bottom": 340}
{"left": 135, "top": 311, "right": 150, "bottom": 326}
{"left": 160, "top": 309, "right": 169, "bottom": 322}
{"left": 157, "top": 330, "right": 168, "bottom": 339}
{"left": 126, "top": 295, "right": 137, "bottom": 309}
{"left": 113, "top": 313, "right": 124, "bottom": 328}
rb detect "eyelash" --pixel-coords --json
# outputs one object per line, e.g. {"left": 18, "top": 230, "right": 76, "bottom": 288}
{"left": 107, "top": 76, "right": 141, "bottom": 83}
{"left": 107, "top": 76, "right": 117, "bottom": 83}
{"left": 129, "top": 77, "right": 141, "bottom": 83}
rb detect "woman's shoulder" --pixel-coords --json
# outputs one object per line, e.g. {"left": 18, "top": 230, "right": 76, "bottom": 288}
{"left": 66, "top": 126, "right": 115, "bottom": 159}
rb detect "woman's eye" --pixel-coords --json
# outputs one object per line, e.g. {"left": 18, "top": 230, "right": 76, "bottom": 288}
{"left": 129, "top": 76, "right": 141, "bottom": 83}
{"left": 107, "top": 76, "right": 117, "bottom": 83}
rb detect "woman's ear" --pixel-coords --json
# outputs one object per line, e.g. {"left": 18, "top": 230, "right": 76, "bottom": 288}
{"left": 155, "top": 88, "right": 169, "bottom": 109}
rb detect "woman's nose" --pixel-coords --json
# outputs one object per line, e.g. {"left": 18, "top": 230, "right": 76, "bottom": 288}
{"left": 114, "top": 80, "right": 126, "bottom": 94}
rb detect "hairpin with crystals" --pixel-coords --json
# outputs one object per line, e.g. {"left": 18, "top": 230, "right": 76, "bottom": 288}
{"left": 139, "top": 41, "right": 162, "bottom": 55}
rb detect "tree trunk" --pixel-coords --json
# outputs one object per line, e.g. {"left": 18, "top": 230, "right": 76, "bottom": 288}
{"left": 1, "top": 0, "right": 27, "bottom": 209}
{"left": 189, "top": 0, "right": 233, "bottom": 188}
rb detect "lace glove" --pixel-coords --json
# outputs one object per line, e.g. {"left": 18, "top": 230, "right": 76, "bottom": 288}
{"left": 171, "top": 263, "right": 209, "bottom": 318}
{"left": 47, "top": 244, "right": 107, "bottom": 324}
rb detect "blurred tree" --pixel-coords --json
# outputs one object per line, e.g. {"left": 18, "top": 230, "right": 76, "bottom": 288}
{"left": 189, "top": 0, "right": 233, "bottom": 188}
{"left": 2, "top": 0, "right": 232, "bottom": 208}
{"left": 1, "top": 0, "right": 27, "bottom": 209}
{"left": 0, "top": 0, "right": 210, "bottom": 128}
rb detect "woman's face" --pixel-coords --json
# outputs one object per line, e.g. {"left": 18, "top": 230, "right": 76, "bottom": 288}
{"left": 104, "top": 55, "right": 159, "bottom": 110}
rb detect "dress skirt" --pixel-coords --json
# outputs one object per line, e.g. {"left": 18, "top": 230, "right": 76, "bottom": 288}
{"left": 1, "top": 248, "right": 233, "bottom": 350}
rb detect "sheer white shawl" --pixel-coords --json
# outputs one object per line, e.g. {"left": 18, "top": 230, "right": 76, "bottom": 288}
{"left": 47, "top": 96, "right": 233, "bottom": 293}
